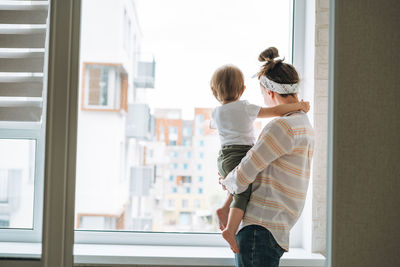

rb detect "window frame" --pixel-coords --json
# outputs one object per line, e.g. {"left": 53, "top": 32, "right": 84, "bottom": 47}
{"left": 0, "top": 0, "right": 314, "bottom": 256}
{"left": 72, "top": 0, "right": 312, "bottom": 249}
{"left": 81, "top": 62, "right": 128, "bottom": 112}
{"left": 0, "top": 128, "right": 45, "bottom": 243}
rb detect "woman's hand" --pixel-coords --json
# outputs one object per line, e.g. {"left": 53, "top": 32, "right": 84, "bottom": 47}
{"left": 299, "top": 99, "right": 310, "bottom": 113}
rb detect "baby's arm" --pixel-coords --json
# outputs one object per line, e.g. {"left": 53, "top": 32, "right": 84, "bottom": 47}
{"left": 257, "top": 100, "right": 310, "bottom": 118}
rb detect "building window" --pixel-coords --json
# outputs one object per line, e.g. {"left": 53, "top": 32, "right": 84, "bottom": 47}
{"left": 194, "top": 199, "right": 201, "bottom": 209}
{"left": 82, "top": 63, "right": 128, "bottom": 111}
{"left": 197, "top": 164, "right": 202, "bottom": 171}
{"left": 168, "top": 199, "right": 175, "bottom": 208}
{"left": 187, "top": 151, "right": 192, "bottom": 158}
{"left": 198, "top": 188, "right": 203, "bottom": 194}
{"left": 179, "top": 212, "right": 192, "bottom": 225}
{"left": 172, "top": 187, "right": 177, "bottom": 193}
{"left": 197, "top": 114, "right": 204, "bottom": 123}
{"left": 169, "top": 126, "right": 178, "bottom": 134}
{"left": 199, "top": 140, "right": 204, "bottom": 147}
{"left": 199, "top": 152, "right": 204, "bottom": 159}
{"left": 173, "top": 151, "right": 178, "bottom": 158}
{"left": 183, "top": 127, "right": 192, "bottom": 136}
{"left": 186, "top": 187, "right": 190, "bottom": 194}
{"left": 169, "top": 140, "right": 177, "bottom": 146}
{"left": 198, "top": 176, "right": 203, "bottom": 182}
{"left": 173, "top": 163, "right": 178, "bottom": 169}
{"left": 198, "top": 128, "right": 203, "bottom": 135}
{"left": 182, "top": 199, "right": 189, "bottom": 208}
{"left": 169, "top": 175, "right": 174, "bottom": 182}
{"left": 183, "top": 163, "right": 188, "bottom": 170}
{"left": 177, "top": 176, "right": 192, "bottom": 185}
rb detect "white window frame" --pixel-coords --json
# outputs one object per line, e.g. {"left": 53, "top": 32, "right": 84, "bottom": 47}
{"left": 73, "top": 0, "right": 313, "bottom": 249}
{"left": 0, "top": 0, "right": 49, "bottom": 243}
{"left": 83, "top": 64, "right": 122, "bottom": 110}
{"left": 0, "top": 0, "right": 314, "bottom": 259}
{"left": 0, "top": 128, "right": 45, "bottom": 243}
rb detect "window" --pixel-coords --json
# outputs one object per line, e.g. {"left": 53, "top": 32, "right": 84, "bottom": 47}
{"left": 179, "top": 212, "right": 192, "bottom": 225}
{"left": 168, "top": 199, "right": 175, "bottom": 208}
{"left": 82, "top": 63, "right": 128, "bottom": 111}
{"left": 194, "top": 199, "right": 201, "bottom": 209}
{"left": 169, "top": 140, "right": 177, "bottom": 146}
{"left": 0, "top": 0, "right": 325, "bottom": 264}
{"left": 197, "top": 114, "right": 204, "bottom": 123}
{"left": 182, "top": 176, "right": 192, "bottom": 184}
{"left": 181, "top": 199, "right": 189, "bottom": 209}
{"left": 0, "top": 0, "right": 49, "bottom": 245}
{"left": 73, "top": 0, "right": 306, "bottom": 251}
{"left": 183, "top": 127, "right": 192, "bottom": 136}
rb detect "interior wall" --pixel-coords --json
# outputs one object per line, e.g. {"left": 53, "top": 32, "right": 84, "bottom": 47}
{"left": 312, "top": 0, "right": 329, "bottom": 254}
{"left": 331, "top": 0, "right": 400, "bottom": 266}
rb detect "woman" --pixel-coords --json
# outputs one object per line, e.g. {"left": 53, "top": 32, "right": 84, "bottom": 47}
{"left": 220, "top": 47, "right": 315, "bottom": 267}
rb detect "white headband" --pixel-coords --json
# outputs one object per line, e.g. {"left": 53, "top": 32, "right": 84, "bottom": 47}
{"left": 259, "top": 75, "right": 299, "bottom": 94}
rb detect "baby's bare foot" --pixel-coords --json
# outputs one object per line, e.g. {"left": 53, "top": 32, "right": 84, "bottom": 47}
{"left": 222, "top": 229, "right": 239, "bottom": 253}
{"left": 216, "top": 207, "right": 229, "bottom": 230}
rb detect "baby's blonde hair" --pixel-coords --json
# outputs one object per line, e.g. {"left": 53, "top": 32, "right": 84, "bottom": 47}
{"left": 210, "top": 65, "right": 245, "bottom": 104}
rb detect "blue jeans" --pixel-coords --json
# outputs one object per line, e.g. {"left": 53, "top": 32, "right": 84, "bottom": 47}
{"left": 235, "top": 225, "right": 285, "bottom": 267}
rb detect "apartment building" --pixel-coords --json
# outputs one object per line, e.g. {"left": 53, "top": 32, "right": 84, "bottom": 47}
{"left": 75, "top": 0, "right": 144, "bottom": 230}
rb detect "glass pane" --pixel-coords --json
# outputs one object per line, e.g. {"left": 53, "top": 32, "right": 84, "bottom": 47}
{"left": 76, "top": 0, "right": 291, "bottom": 233}
{"left": 0, "top": 139, "right": 36, "bottom": 229}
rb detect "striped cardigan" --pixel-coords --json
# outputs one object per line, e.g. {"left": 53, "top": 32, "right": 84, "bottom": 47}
{"left": 221, "top": 111, "right": 315, "bottom": 251}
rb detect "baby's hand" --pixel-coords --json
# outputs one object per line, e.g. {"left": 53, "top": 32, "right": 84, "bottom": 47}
{"left": 299, "top": 100, "right": 310, "bottom": 113}
{"left": 218, "top": 173, "right": 227, "bottom": 191}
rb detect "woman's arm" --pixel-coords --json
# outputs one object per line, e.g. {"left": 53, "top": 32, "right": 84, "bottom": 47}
{"left": 257, "top": 101, "right": 309, "bottom": 118}
{"left": 220, "top": 118, "right": 295, "bottom": 194}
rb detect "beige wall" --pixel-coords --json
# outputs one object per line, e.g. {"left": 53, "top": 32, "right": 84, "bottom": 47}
{"left": 312, "top": 0, "right": 329, "bottom": 254}
{"left": 331, "top": 0, "right": 400, "bottom": 266}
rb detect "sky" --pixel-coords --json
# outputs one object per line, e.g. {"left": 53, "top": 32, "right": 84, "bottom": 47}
{"left": 135, "top": 0, "right": 292, "bottom": 119}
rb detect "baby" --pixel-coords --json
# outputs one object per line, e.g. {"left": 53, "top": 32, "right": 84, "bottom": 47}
{"left": 210, "top": 64, "right": 309, "bottom": 252}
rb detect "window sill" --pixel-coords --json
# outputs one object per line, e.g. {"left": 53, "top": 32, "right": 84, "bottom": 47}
{"left": 0, "top": 242, "right": 325, "bottom": 266}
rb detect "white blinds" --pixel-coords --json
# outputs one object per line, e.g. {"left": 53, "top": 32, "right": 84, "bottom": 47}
{"left": 0, "top": 1, "right": 49, "bottom": 125}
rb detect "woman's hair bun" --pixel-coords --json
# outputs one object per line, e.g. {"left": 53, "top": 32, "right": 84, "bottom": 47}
{"left": 258, "top": 47, "right": 279, "bottom": 62}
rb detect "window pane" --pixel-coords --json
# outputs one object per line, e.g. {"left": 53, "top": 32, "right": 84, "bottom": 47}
{"left": 0, "top": 139, "right": 35, "bottom": 229}
{"left": 75, "top": 0, "right": 291, "bottom": 233}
